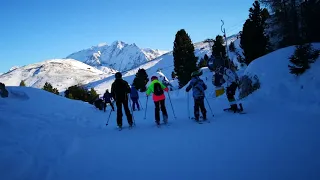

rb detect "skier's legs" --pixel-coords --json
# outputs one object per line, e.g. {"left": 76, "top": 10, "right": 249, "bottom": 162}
{"left": 226, "top": 85, "right": 238, "bottom": 112}
{"left": 136, "top": 98, "right": 140, "bottom": 110}
{"left": 160, "top": 99, "right": 168, "bottom": 117}
{"left": 154, "top": 101, "right": 161, "bottom": 123}
{"left": 110, "top": 101, "right": 115, "bottom": 111}
{"left": 194, "top": 98, "right": 200, "bottom": 120}
{"left": 103, "top": 101, "right": 107, "bottom": 112}
{"left": 123, "top": 99, "right": 133, "bottom": 126}
{"left": 116, "top": 101, "right": 123, "bottom": 127}
{"left": 199, "top": 97, "right": 207, "bottom": 118}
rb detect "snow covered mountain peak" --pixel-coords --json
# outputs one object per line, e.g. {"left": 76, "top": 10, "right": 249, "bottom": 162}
{"left": 66, "top": 41, "right": 168, "bottom": 72}
{"left": 0, "top": 59, "right": 114, "bottom": 92}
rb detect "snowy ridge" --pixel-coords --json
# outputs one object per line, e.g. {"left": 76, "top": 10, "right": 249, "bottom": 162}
{"left": 66, "top": 41, "right": 169, "bottom": 72}
{"left": 0, "top": 59, "right": 114, "bottom": 91}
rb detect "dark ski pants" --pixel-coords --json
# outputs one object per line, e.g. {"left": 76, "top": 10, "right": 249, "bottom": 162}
{"left": 131, "top": 97, "right": 140, "bottom": 110}
{"left": 116, "top": 99, "right": 133, "bottom": 127}
{"left": 154, "top": 99, "right": 168, "bottom": 123}
{"left": 226, "top": 82, "right": 238, "bottom": 111}
{"left": 104, "top": 101, "right": 114, "bottom": 111}
{"left": 194, "top": 97, "right": 206, "bottom": 119}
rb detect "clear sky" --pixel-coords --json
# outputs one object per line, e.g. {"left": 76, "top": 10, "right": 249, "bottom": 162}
{"left": 0, "top": 0, "right": 254, "bottom": 73}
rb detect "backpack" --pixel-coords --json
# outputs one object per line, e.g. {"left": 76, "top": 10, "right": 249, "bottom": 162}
{"left": 153, "top": 82, "right": 164, "bottom": 96}
{"left": 193, "top": 78, "right": 206, "bottom": 96}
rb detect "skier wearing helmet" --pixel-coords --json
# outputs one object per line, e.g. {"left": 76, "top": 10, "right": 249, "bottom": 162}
{"left": 186, "top": 70, "right": 207, "bottom": 122}
{"left": 111, "top": 72, "right": 133, "bottom": 129}
{"left": 146, "top": 76, "right": 169, "bottom": 126}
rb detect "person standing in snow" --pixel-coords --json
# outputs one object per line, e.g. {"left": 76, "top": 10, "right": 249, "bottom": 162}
{"left": 186, "top": 70, "right": 207, "bottom": 121}
{"left": 212, "top": 66, "right": 226, "bottom": 97}
{"left": 103, "top": 89, "right": 114, "bottom": 112}
{"left": 130, "top": 85, "right": 140, "bottom": 111}
{"left": 222, "top": 67, "right": 243, "bottom": 113}
{"left": 146, "top": 76, "right": 169, "bottom": 125}
{"left": 111, "top": 72, "right": 133, "bottom": 128}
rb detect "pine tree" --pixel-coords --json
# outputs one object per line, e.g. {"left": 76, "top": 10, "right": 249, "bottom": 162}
{"left": 229, "top": 41, "right": 236, "bottom": 52}
{"left": 288, "top": 43, "right": 320, "bottom": 76}
{"left": 259, "top": 0, "right": 306, "bottom": 47}
{"left": 300, "top": 0, "right": 320, "bottom": 43}
{"left": 240, "top": 1, "right": 270, "bottom": 65}
{"left": 211, "top": 35, "right": 229, "bottom": 70}
{"left": 42, "top": 82, "right": 53, "bottom": 92}
{"left": 173, "top": 29, "right": 198, "bottom": 88}
{"left": 20, "top": 80, "right": 26, "bottom": 86}
{"left": 171, "top": 71, "right": 176, "bottom": 79}
{"left": 198, "top": 54, "right": 209, "bottom": 68}
{"left": 52, "top": 88, "right": 59, "bottom": 95}
{"left": 133, "top": 68, "right": 148, "bottom": 92}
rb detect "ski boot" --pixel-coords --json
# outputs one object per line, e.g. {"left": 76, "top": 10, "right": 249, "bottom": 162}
{"left": 163, "top": 115, "right": 168, "bottom": 124}
{"left": 118, "top": 124, "right": 122, "bottom": 131}
{"left": 202, "top": 112, "right": 207, "bottom": 121}
{"left": 155, "top": 120, "right": 160, "bottom": 127}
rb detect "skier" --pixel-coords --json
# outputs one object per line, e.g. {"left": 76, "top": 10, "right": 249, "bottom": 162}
{"left": 103, "top": 89, "right": 115, "bottom": 112}
{"left": 130, "top": 85, "right": 140, "bottom": 111}
{"left": 111, "top": 72, "right": 133, "bottom": 129}
{"left": 146, "top": 76, "right": 169, "bottom": 126}
{"left": 222, "top": 67, "right": 243, "bottom": 113}
{"left": 212, "top": 66, "right": 226, "bottom": 97}
{"left": 186, "top": 70, "right": 207, "bottom": 122}
{"left": 94, "top": 97, "right": 104, "bottom": 111}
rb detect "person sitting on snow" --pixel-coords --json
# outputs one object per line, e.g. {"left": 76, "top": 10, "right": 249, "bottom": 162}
{"left": 222, "top": 67, "right": 243, "bottom": 113}
{"left": 130, "top": 85, "right": 140, "bottom": 111}
{"left": 186, "top": 70, "right": 207, "bottom": 122}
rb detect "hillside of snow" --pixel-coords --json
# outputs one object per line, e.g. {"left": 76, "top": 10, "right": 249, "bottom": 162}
{"left": 0, "top": 59, "right": 115, "bottom": 92}
{"left": 1, "top": 42, "right": 320, "bottom": 179}
{"left": 243, "top": 43, "right": 320, "bottom": 114}
{"left": 66, "top": 41, "right": 169, "bottom": 72}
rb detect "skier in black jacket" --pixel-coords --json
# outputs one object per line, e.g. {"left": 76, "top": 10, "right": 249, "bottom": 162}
{"left": 111, "top": 72, "right": 133, "bottom": 128}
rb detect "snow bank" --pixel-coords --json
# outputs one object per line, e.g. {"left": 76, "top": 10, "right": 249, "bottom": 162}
{"left": 244, "top": 43, "right": 320, "bottom": 113}
{"left": 0, "top": 87, "right": 107, "bottom": 179}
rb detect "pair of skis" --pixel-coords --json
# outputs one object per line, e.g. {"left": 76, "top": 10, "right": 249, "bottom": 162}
{"left": 191, "top": 117, "right": 211, "bottom": 124}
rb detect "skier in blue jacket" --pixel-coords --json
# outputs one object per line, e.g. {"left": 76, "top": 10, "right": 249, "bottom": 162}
{"left": 103, "top": 89, "right": 115, "bottom": 111}
{"left": 130, "top": 85, "right": 140, "bottom": 111}
{"left": 186, "top": 70, "right": 207, "bottom": 121}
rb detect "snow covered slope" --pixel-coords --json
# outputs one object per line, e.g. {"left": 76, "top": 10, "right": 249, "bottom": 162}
{"left": 244, "top": 43, "right": 320, "bottom": 113}
{"left": 1, "top": 51, "right": 319, "bottom": 180}
{"left": 66, "top": 41, "right": 169, "bottom": 72}
{"left": 0, "top": 59, "right": 115, "bottom": 92}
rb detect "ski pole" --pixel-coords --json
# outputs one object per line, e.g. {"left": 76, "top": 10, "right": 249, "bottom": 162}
{"left": 205, "top": 96, "right": 214, "bottom": 117}
{"left": 128, "top": 97, "right": 136, "bottom": 126}
{"left": 167, "top": 92, "right": 177, "bottom": 119}
{"left": 144, "top": 96, "right": 148, "bottom": 120}
{"left": 138, "top": 99, "right": 143, "bottom": 110}
{"left": 106, "top": 109, "right": 113, "bottom": 126}
{"left": 187, "top": 92, "right": 190, "bottom": 119}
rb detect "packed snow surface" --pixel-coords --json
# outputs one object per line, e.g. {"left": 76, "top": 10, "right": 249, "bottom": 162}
{"left": 1, "top": 44, "right": 320, "bottom": 179}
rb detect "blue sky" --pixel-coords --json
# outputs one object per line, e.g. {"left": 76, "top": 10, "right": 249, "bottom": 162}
{"left": 0, "top": 0, "right": 254, "bottom": 72}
